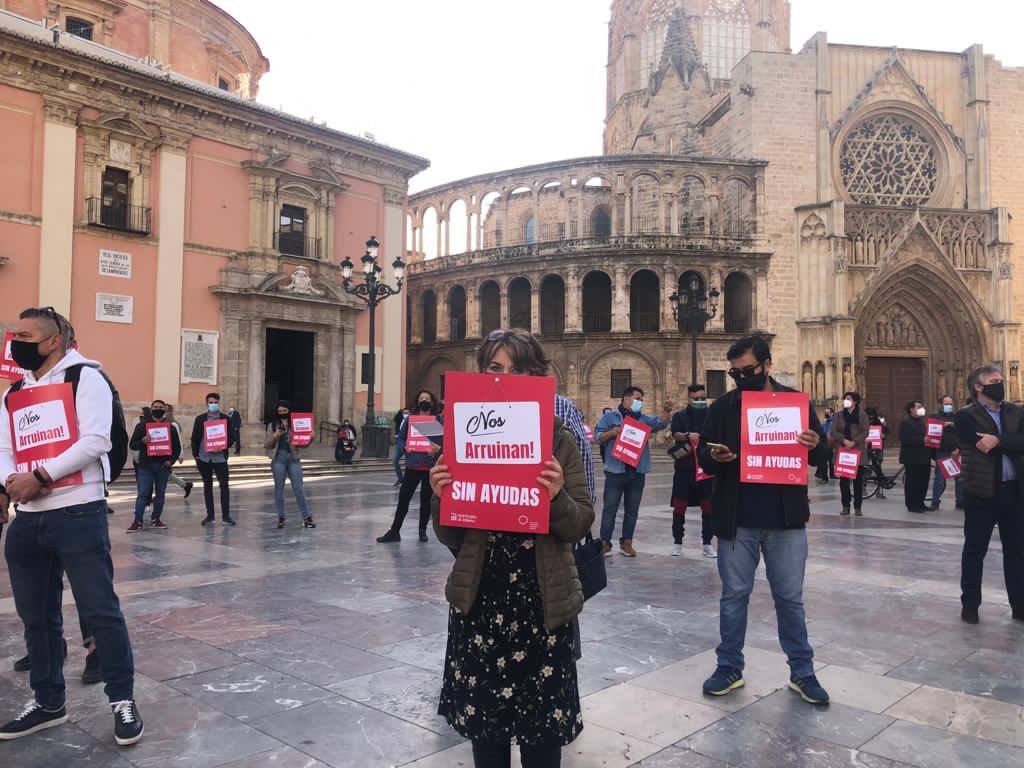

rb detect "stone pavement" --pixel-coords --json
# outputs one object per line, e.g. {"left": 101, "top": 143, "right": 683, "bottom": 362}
{"left": 0, "top": 464, "right": 1022, "bottom": 767}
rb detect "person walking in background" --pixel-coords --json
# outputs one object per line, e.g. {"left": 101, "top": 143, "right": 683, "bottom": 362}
{"left": 127, "top": 399, "right": 181, "bottom": 532}
{"left": 265, "top": 400, "right": 315, "bottom": 530}
{"left": 816, "top": 408, "right": 835, "bottom": 485}
{"left": 669, "top": 384, "right": 716, "bottom": 558}
{"left": 930, "top": 395, "right": 961, "bottom": 511}
{"left": 429, "top": 329, "right": 593, "bottom": 768}
{"left": 164, "top": 404, "right": 193, "bottom": 499}
{"left": 955, "top": 365, "right": 1024, "bottom": 624}
{"left": 227, "top": 406, "right": 242, "bottom": 455}
{"left": 596, "top": 387, "right": 672, "bottom": 557}
{"left": 899, "top": 400, "right": 932, "bottom": 513}
{"left": 377, "top": 391, "right": 440, "bottom": 543}
{"left": 828, "top": 391, "right": 869, "bottom": 517}
{"left": 191, "top": 393, "right": 236, "bottom": 526}
{"left": 392, "top": 407, "right": 409, "bottom": 487}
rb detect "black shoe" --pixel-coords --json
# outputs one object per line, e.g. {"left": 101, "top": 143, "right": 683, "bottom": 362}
{"left": 201, "top": 515, "right": 215, "bottom": 526}
{"left": 111, "top": 700, "right": 143, "bottom": 746}
{"left": 276, "top": 518, "right": 285, "bottom": 529}
{"left": 393, "top": 480, "right": 402, "bottom": 487}
{"left": 789, "top": 675, "right": 830, "bottom": 705}
{"left": 702, "top": 666, "right": 744, "bottom": 697}
{"left": 929, "top": 503, "right": 940, "bottom": 511}
{"left": 81, "top": 650, "right": 102, "bottom": 685}
{"left": 183, "top": 481, "right": 193, "bottom": 499}
{"left": 13, "top": 654, "right": 30, "bottom": 672}
{"left": 840, "top": 507, "right": 850, "bottom": 516}
{"left": 418, "top": 530, "right": 428, "bottom": 542}
{"left": 303, "top": 517, "right": 316, "bottom": 529}
{"left": 376, "top": 529, "right": 401, "bottom": 543}
{"left": 0, "top": 701, "right": 68, "bottom": 740}
{"left": 854, "top": 508, "right": 863, "bottom": 517}
{"left": 222, "top": 516, "right": 237, "bottom": 526}
{"left": 961, "top": 606, "right": 980, "bottom": 624}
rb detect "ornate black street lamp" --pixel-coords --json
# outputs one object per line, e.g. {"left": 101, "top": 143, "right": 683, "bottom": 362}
{"left": 670, "top": 275, "right": 720, "bottom": 386}
{"left": 341, "top": 235, "right": 405, "bottom": 457}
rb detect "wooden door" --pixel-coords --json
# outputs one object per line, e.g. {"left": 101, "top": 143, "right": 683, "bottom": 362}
{"left": 865, "top": 357, "right": 924, "bottom": 443}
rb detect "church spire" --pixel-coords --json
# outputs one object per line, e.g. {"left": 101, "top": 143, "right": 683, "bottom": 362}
{"left": 651, "top": 7, "right": 702, "bottom": 93}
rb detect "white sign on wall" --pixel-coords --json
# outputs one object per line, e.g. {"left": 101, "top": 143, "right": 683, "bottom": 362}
{"left": 181, "top": 330, "right": 218, "bottom": 385}
{"left": 99, "top": 249, "right": 132, "bottom": 279}
{"left": 109, "top": 139, "right": 132, "bottom": 164}
{"left": 95, "top": 294, "right": 133, "bottom": 324}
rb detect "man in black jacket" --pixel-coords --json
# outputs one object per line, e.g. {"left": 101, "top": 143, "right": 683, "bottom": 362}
{"left": 697, "top": 336, "right": 831, "bottom": 706}
{"left": 954, "top": 364, "right": 1024, "bottom": 624}
{"left": 191, "top": 393, "right": 236, "bottom": 526}
{"left": 127, "top": 400, "right": 181, "bottom": 532}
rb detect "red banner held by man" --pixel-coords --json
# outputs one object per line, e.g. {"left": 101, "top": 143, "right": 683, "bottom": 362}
{"left": 145, "top": 422, "right": 172, "bottom": 456}
{"left": 0, "top": 331, "right": 26, "bottom": 382}
{"left": 290, "top": 413, "right": 314, "bottom": 447}
{"left": 924, "top": 418, "right": 944, "bottom": 449}
{"left": 938, "top": 456, "right": 961, "bottom": 479}
{"left": 834, "top": 449, "right": 861, "bottom": 479}
{"left": 692, "top": 434, "right": 711, "bottom": 482}
{"left": 441, "top": 371, "right": 555, "bottom": 534}
{"left": 203, "top": 418, "right": 229, "bottom": 452}
{"left": 610, "top": 419, "right": 652, "bottom": 469}
{"left": 740, "top": 391, "right": 810, "bottom": 485}
{"left": 867, "top": 425, "right": 883, "bottom": 450}
{"left": 7, "top": 382, "right": 83, "bottom": 488}
{"left": 405, "top": 415, "right": 436, "bottom": 453}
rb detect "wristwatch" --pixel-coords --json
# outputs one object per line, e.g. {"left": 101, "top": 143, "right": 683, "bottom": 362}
{"left": 32, "top": 468, "right": 52, "bottom": 486}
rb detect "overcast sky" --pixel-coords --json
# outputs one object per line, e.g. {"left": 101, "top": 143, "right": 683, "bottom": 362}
{"left": 216, "top": 1, "right": 1024, "bottom": 193}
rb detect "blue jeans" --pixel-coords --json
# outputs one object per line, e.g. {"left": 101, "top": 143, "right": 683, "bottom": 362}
{"left": 932, "top": 452, "right": 962, "bottom": 507}
{"left": 393, "top": 440, "right": 405, "bottom": 482}
{"left": 600, "top": 471, "right": 646, "bottom": 542}
{"left": 272, "top": 454, "right": 311, "bottom": 519}
{"left": 716, "top": 527, "right": 814, "bottom": 679}
{"left": 5, "top": 501, "right": 134, "bottom": 707}
{"left": 134, "top": 462, "right": 170, "bottom": 524}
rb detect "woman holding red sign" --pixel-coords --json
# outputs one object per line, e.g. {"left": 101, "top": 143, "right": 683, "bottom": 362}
{"left": 429, "top": 330, "right": 593, "bottom": 768}
{"left": 265, "top": 401, "right": 314, "bottom": 530}
{"left": 127, "top": 399, "right": 181, "bottom": 532}
{"left": 377, "top": 391, "right": 440, "bottom": 543}
{"left": 827, "top": 391, "right": 869, "bottom": 517}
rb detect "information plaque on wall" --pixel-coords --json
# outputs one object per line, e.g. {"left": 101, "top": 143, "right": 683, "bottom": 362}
{"left": 181, "top": 330, "right": 218, "bottom": 385}
{"left": 95, "top": 293, "right": 133, "bottom": 324}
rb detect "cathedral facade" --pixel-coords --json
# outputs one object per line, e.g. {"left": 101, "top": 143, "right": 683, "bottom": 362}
{"left": 404, "top": 0, "right": 1022, "bottom": 424}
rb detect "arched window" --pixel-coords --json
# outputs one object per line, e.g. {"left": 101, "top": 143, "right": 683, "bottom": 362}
{"left": 631, "top": 175, "right": 660, "bottom": 233}
{"left": 422, "top": 207, "right": 438, "bottom": 260}
{"left": 677, "top": 271, "right": 707, "bottom": 332}
{"left": 540, "top": 275, "right": 565, "bottom": 336}
{"left": 723, "top": 178, "right": 754, "bottom": 236}
{"left": 590, "top": 206, "right": 612, "bottom": 238}
{"left": 724, "top": 272, "right": 753, "bottom": 332}
{"left": 422, "top": 291, "right": 438, "bottom": 343}
{"left": 524, "top": 216, "right": 537, "bottom": 244}
{"left": 480, "top": 281, "right": 501, "bottom": 335}
{"left": 448, "top": 285, "right": 467, "bottom": 341}
{"left": 839, "top": 114, "right": 939, "bottom": 208}
{"left": 582, "top": 271, "right": 612, "bottom": 333}
{"left": 679, "top": 176, "right": 706, "bottom": 235}
{"left": 702, "top": 1, "right": 751, "bottom": 79}
{"left": 508, "top": 277, "right": 532, "bottom": 330}
{"left": 630, "top": 270, "right": 661, "bottom": 332}
{"left": 448, "top": 199, "right": 468, "bottom": 256}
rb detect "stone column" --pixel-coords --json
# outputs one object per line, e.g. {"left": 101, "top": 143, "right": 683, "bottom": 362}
{"left": 437, "top": 284, "right": 450, "bottom": 341}
{"left": 247, "top": 317, "right": 265, "bottom": 424}
{"left": 500, "top": 285, "right": 510, "bottom": 328}
{"left": 381, "top": 189, "right": 406, "bottom": 412}
{"left": 38, "top": 99, "right": 79, "bottom": 312}
{"left": 612, "top": 266, "right": 629, "bottom": 332}
{"left": 466, "top": 283, "right": 481, "bottom": 338}
{"left": 565, "top": 266, "right": 582, "bottom": 333}
{"left": 327, "top": 328, "right": 343, "bottom": 423}
{"left": 530, "top": 278, "right": 540, "bottom": 333}
{"left": 341, "top": 325, "right": 356, "bottom": 422}
{"left": 661, "top": 266, "right": 677, "bottom": 332}
{"left": 153, "top": 140, "right": 189, "bottom": 402}
{"left": 755, "top": 269, "right": 769, "bottom": 330}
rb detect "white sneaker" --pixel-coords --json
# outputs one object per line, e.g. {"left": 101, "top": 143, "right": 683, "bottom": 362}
{"left": 703, "top": 544, "right": 717, "bottom": 559}
{"left": 671, "top": 543, "right": 683, "bottom": 557}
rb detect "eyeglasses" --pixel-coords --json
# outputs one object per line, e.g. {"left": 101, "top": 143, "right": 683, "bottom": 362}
{"left": 485, "top": 329, "right": 533, "bottom": 342}
{"left": 727, "top": 364, "right": 764, "bottom": 381}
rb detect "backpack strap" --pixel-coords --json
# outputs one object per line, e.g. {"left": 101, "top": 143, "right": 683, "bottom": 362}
{"left": 2, "top": 378, "right": 25, "bottom": 410}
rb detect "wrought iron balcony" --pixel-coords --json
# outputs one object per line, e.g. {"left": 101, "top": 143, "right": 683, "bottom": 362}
{"left": 274, "top": 231, "right": 322, "bottom": 260}
{"left": 85, "top": 197, "right": 151, "bottom": 235}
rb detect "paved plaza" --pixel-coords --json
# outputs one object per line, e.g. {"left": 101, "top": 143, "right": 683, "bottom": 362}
{"left": 0, "top": 461, "right": 1022, "bottom": 767}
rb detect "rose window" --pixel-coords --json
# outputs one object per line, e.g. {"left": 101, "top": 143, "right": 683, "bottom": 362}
{"left": 839, "top": 115, "right": 938, "bottom": 207}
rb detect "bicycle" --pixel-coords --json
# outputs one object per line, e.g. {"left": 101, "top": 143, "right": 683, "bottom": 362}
{"left": 863, "top": 462, "right": 905, "bottom": 500}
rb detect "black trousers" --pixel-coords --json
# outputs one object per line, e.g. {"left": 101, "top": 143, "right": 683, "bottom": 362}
{"left": 390, "top": 470, "right": 432, "bottom": 533}
{"left": 903, "top": 464, "right": 930, "bottom": 511}
{"left": 671, "top": 500, "right": 713, "bottom": 545}
{"left": 961, "top": 482, "right": 1024, "bottom": 610}
{"left": 196, "top": 459, "right": 230, "bottom": 518}
{"left": 472, "top": 741, "right": 561, "bottom": 768}
{"left": 839, "top": 468, "right": 865, "bottom": 509}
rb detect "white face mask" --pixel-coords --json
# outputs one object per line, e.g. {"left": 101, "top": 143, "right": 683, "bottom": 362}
{"left": 915, "top": 407, "right": 927, "bottom": 417}
{"left": 843, "top": 399, "right": 853, "bottom": 409}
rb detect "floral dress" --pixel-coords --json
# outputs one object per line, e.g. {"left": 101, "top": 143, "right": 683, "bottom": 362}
{"left": 438, "top": 533, "right": 583, "bottom": 747}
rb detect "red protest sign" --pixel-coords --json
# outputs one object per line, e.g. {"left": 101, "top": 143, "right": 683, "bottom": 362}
{"left": 405, "top": 415, "right": 436, "bottom": 453}
{"left": 7, "top": 382, "right": 83, "bottom": 488}
{"left": 0, "top": 331, "right": 26, "bottom": 382}
{"left": 867, "top": 425, "right": 883, "bottom": 450}
{"left": 441, "top": 371, "right": 555, "bottom": 534}
{"left": 834, "top": 449, "right": 861, "bottom": 479}
{"left": 611, "top": 418, "right": 652, "bottom": 468}
{"left": 924, "top": 419, "right": 944, "bottom": 449}
{"left": 203, "top": 418, "right": 229, "bottom": 452}
{"left": 146, "top": 422, "right": 173, "bottom": 456}
{"left": 290, "top": 413, "right": 314, "bottom": 447}
{"left": 583, "top": 424, "right": 594, "bottom": 444}
{"left": 740, "top": 391, "right": 810, "bottom": 485}
{"left": 691, "top": 434, "right": 712, "bottom": 482}
{"left": 938, "top": 456, "right": 961, "bottom": 479}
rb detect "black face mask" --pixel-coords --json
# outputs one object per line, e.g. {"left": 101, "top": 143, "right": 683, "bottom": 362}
{"left": 981, "top": 382, "right": 1005, "bottom": 403}
{"left": 733, "top": 370, "right": 768, "bottom": 392}
{"left": 10, "top": 338, "right": 51, "bottom": 372}
{"left": 417, "top": 401, "right": 432, "bottom": 412}
{"left": 277, "top": 412, "right": 290, "bottom": 421}
{"left": 151, "top": 409, "right": 166, "bottom": 420}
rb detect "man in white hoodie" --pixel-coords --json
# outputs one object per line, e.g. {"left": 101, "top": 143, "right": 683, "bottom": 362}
{"left": 0, "top": 307, "right": 143, "bottom": 746}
